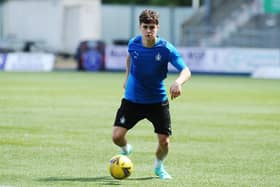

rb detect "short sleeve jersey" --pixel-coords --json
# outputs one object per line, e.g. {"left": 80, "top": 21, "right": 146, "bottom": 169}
{"left": 124, "top": 35, "right": 187, "bottom": 104}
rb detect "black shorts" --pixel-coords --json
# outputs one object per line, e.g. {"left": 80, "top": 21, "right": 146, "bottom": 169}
{"left": 113, "top": 98, "right": 172, "bottom": 135}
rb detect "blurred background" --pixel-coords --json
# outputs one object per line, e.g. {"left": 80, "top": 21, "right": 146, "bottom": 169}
{"left": 0, "top": 0, "right": 279, "bottom": 78}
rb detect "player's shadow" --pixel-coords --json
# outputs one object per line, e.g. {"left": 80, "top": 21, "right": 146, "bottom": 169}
{"left": 128, "top": 176, "right": 157, "bottom": 180}
{"left": 37, "top": 176, "right": 156, "bottom": 185}
{"left": 37, "top": 176, "right": 119, "bottom": 185}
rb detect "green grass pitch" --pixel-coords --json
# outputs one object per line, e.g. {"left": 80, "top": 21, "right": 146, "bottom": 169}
{"left": 0, "top": 71, "right": 279, "bottom": 187}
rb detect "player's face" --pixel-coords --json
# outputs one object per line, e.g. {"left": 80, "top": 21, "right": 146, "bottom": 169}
{"left": 140, "top": 23, "right": 159, "bottom": 41}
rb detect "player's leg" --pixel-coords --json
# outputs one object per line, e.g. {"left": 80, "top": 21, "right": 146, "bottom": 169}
{"left": 156, "top": 133, "right": 170, "bottom": 160}
{"left": 112, "top": 99, "right": 140, "bottom": 156}
{"left": 112, "top": 126, "right": 127, "bottom": 146}
{"left": 112, "top": 126, "right": 132, "bottom": 155}
{"left": 146, "top": 101, "right": 172, "bottom": 179}
{"left": 154, "top": 133, "right": 172, "bottom": 179}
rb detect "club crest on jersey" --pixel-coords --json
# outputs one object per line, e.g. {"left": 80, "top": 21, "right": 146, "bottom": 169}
{"left": 155, "top": 53, "right": 161, "bottom": 61}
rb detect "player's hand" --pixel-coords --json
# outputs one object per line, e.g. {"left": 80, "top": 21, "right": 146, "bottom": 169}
{"left": 170, "top": 82, "right": 182, "bottom": 100}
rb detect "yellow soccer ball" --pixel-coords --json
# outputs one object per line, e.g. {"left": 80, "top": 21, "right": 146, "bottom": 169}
{"left": 108, "top": 155, "right": 134, "bottom": 180}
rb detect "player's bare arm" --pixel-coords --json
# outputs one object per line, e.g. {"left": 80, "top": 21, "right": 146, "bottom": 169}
{"left": 170, "top": 67, "right": 191, "bottom": 100}
{"left": 123, "top": 55, "right": 131, "bottom": 89}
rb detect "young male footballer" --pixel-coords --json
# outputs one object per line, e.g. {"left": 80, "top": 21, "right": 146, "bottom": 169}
{"left": 112, "top": 9, "right": 191, "bottom": 179}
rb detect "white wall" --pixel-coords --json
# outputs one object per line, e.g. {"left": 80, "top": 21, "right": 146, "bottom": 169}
{"left": 62, "top": 0, "right": 101, "bottom": 53}
{"left": 2, "top": 0, "right": 101, "bottom": 54}
{"left": 1, "top": 1, "right": 193, "bottom": 54}
{"left": 3, "top": 0, "right": 62, "bottom": 49}
{"left": 101, "top": 5, "right": 132, "bottom": 44}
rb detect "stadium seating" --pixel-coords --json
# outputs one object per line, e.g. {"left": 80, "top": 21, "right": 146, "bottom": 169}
{"left": 181, "top": 0, "right": 280, "bottom": 48}
{"left": 221, "top": 14, "right": 280, "bottom": 48}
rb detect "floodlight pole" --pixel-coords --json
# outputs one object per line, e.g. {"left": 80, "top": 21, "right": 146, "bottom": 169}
{"left": 0, "top": 1, "right": 3, "bottom": 40}
{"left": 130, "top": 2, "right": 135, "bottom": 38}
{"left": 192, "top": 0, "right": 199, "bottom": 10}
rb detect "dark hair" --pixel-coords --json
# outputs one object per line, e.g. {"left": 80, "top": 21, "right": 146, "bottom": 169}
{"left": 139, "top": 9, "right": 159, "bottom": 25}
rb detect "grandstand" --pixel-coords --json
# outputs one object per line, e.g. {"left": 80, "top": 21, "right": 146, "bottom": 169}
{"left": 181, "top": 0, "right": 280, "bottom": 49}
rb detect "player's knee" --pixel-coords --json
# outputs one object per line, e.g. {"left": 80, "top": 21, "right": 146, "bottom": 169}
{"left": 112, "top": 132, "right": 125, "bottom": 145}
{"left": 112, "top": 134, "right": 120, "bottom": 144}
{"left": 159, "top": 138, "right": 169, "bottom": 148}
{"left": 112, "top": 127, "right": 126, "bottom": 144}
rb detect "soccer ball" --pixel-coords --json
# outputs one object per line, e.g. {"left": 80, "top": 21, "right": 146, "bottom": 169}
{"left": 108, "top": 155, "right": 134, "bottom": 180}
